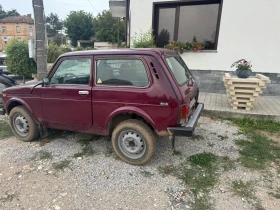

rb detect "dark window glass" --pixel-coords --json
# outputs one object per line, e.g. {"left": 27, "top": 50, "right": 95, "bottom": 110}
{"left": 166, "top": 56, "right": 191, "bottom": 86}
{"left": 178, "top": 4, "right": 219, "bottom": 49}
{"left": 50, "top": 58, "right": 91, "bottom": 85}
{"left": 156, "top": 8, "right": 176, "bottom": 47}
{"left": 96, "top": 59, "right": 149, "bottom": 87}
{"left": 154, "top": 1, "right": 221, "bottom": 50}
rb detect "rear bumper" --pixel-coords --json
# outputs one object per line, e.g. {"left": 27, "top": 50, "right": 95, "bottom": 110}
{"left": 0, "top": 108, "right": 6, "bottom": 115}
{"left": 168, "top": 103, "right": 204, "bottom": 137}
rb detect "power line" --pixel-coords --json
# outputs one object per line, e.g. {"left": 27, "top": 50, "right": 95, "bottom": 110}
{"left": 101, "top": 0, "right": 109, "bottom": 9}
{"left": 87, "top": 0, "right": 99, "bottom": 13}
{"left": 96, "top": 0, "right": 107, "bottom": 11}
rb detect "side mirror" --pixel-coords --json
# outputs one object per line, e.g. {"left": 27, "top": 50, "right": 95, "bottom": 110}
{"left": 42, "top": 78, "right": 50, "bottom": 87}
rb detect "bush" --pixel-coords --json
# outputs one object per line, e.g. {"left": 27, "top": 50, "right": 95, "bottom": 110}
{"left": 47, "top": 43, "right": 71, "bottom": 63}
{"left": 132, "top": 29, "right": 156, "bottom": 48}
{"left": 4, "top": 39, "right": 36, "bottom": 83}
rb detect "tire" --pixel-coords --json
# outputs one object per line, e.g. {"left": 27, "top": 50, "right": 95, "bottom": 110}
{"left": 9, "top": 106, "right": 39, "bottom": 142}
{"left": 112, "top": 119, "right": 156, "bottom": 165}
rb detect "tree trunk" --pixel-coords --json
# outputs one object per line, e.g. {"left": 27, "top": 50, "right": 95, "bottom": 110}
{"left": 23, "top": 75, "right": 25, "bottom": 84}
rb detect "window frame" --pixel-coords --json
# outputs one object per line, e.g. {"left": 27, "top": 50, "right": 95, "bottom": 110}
{"left": 152, "top": 0, "right": 223, "bottom": 50}
{"left": 94, "top": 56, "right": 151, "bottom": 89}
{"left": 48, "top": 56, "right": 93, "bottom": 86}
{"left": 16, "top": 26, "right": 20, "bottom": 33}
{"left": 1, "top": 26, "right": 6, "bottom": 33}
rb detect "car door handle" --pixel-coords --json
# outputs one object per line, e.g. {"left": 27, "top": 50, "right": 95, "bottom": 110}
{"left": 79, "top": 91, "right": 89, "bottom": 95}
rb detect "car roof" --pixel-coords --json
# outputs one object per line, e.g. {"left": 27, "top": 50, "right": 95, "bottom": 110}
{"left": 62, "top": 48, "right": 178, "bottom": 58}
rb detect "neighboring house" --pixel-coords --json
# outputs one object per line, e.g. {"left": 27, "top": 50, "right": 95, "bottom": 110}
{"left": 110, "top": 0, "right": 280, "bottom": 95}
{"left": 0, "top": 14, "right": 35, "bottom": 51}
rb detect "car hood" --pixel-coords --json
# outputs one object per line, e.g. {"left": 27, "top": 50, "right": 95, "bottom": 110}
{"left": 4, "top": 81, "right": 42, "bottom": 94}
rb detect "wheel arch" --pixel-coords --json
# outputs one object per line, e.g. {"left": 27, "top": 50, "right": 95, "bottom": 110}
{"left": 106, "top": 107, "right": 157, "bottom": 135}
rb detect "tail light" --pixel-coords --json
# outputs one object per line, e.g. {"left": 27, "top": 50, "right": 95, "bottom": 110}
{"left": 180, "top": 104, "right": 189, "bottom": 124}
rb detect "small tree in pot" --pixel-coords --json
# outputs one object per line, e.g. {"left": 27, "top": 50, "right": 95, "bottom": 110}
{"left": 231, "top": 59, "right": 252, "bottom": 78}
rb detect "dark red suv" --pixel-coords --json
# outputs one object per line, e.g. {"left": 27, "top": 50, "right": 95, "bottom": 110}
{"left": 0, "top": 49, "right": 203, "bottom": 165}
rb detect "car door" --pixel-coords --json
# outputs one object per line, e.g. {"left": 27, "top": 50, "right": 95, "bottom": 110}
{"left": 40, "top": 56, "right": 93, "bottom": 127}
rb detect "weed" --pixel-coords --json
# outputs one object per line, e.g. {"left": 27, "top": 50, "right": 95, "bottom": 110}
{"left": 236, "top": 133, "right": 280, "bottom": 169}
{"left": 73, "top": 136, "right": 96, "bottom": 158}
{"left": 172, "top": 150, "right": 182, "bottom": 156}
{"left": 191, "top": 135, "right": 204, "bottom": 141}
{"left": 218, "top": 135, "right": 228, "bottom": 141}
{"left": 53, "top": 160, "right": 71, "bottom": 170}
{"left": 158, "top": 165, "right": 175, "bottom": 177}
{"left": 32, "top": 150, "right": 52, "bottom": 160}
{"left": 227, "top": 118, "right": 280, "bottom": 134}
{"left": 0, "top": 121, "right": 13, "bottom": 139}
{"left": 232, "top": 180, "right": 255, "bottom": 199}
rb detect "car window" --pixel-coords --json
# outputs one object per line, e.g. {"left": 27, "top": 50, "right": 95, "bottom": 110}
{"left": 96, "top": 59, "right": 149, "bottom": 87}
{"left": 166, "top": 56, "right": 191, "bottom": 86}
{"left": 50, "top": 58, "right": 91, "bottom": 85}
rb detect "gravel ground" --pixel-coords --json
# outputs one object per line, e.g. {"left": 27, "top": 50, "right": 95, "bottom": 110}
{"left": 0, "top": 116, "right": 279, "bottom": 210}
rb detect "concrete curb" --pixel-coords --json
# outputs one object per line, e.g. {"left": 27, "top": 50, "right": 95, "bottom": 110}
{"left": 202, "top": 109, "right": 280, "bottom": 122}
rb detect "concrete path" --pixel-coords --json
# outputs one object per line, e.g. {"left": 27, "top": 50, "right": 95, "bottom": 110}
{"left": 199, "top": 92, "right": 280, "bottom": 121}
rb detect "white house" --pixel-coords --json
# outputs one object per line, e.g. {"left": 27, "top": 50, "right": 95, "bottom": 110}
{"left": 110, "top": 0, "right": 280, "bottom": 95}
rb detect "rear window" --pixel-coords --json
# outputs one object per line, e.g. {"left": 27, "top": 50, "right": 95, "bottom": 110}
{"left": 166, "top": 56, "right": 191, "bottom": 86}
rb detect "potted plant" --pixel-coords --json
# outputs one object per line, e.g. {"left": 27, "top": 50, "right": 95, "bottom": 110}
{"left": 231, "top": 59, "right": 252, "bottom": 78}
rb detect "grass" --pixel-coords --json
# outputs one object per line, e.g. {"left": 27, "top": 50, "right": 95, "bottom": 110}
{"left": 232, "top": 180, "right": 255, "bottom": 199}
{"left": 218, "top": 135, "right": 228, "bottom": 141}
{"left": 159, "top": 153, "right": 221, "bottom": 210}
{"left": 226, "top": 118, "right": 280, "bottom": 170}
{"left": 53, "top": 160, "right": 71, "bottom": 170}
{"left": 73, "top": 135, "right": 97, "bottom": 158}
{"left": 0, "top": 121, "right": 13, "bottom": 139}
{"left": 191, "top": 135, "right": 204, "bottom": 141}
{"left": 33, "top": 150, "right": 53, "bottom": 160}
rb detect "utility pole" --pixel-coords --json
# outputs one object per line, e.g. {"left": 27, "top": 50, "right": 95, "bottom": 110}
{"left": 32, "top": 0, "right": 47, "bottom": 80}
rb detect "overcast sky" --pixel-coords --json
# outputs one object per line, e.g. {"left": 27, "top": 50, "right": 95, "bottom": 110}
{"left": 1, "top": 0, "right": 109, "bottom": 19}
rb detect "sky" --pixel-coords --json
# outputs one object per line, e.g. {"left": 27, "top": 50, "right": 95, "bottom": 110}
{"left": 1, "top": 0, "right": 109, "bottom": 19}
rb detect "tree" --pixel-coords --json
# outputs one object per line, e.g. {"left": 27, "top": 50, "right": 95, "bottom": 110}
{"left": 0, "top": 4, "right": 20, "bottom": 19}
{"left": 64, "top": 11, "right": 94, "bottom": 47}
{"left": 45, "top": 13, "right": 63, "bottom": 37}
{"left": 4, "top": 39, "right": 36, "bottom": 83}
{"left": 53, "top": 34, "right": 67, "bottom": 46}
{"left": 93, "top": 10, "right": 125, "bottom": 45}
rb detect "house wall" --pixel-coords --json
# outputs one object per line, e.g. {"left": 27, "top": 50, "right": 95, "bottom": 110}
{"left": 0, "top": 23, "right": 34, "bottom": 50}
{"left": 130, "top": 0, "right": 280, "bottom": 74}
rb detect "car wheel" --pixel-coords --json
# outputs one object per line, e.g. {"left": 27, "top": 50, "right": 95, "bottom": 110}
{"left": 112, "top": 119, "right": 156, "bottom": 165}
{"left": 9, "top": 106, "right": 39, "bottom": 142}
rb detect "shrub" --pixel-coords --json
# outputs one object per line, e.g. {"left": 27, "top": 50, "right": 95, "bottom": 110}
{"left": 132, "top": 29, "right": 156, "bottom": 48}
{"left": 47, "top": 43, "right": 71, "bottom": 63}
{"left": 4, "top": 39, "right": 36, "bottom": 83}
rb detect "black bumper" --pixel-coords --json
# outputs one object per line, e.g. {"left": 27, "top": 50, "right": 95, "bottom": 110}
{"left": 0, "top": 108, "right": 6, "bottom": 115}
{"left": 168, "top": 103, "right": 204, "bottom": 137}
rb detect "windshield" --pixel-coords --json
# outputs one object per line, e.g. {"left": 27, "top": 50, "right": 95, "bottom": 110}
{"left": 165, "top": 56, "right": 192, "bottom": 86}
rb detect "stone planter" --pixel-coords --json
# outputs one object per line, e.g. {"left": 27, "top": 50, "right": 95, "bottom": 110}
{"left": 236, "top": 69, "right": 252, "bottom": 78}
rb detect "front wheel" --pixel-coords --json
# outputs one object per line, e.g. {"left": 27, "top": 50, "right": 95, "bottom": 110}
{"left": 112, "top": 119, "right": 156, "bottom": 165}
{"left": 9, "top": 106, "right": 39, "bottom": 142}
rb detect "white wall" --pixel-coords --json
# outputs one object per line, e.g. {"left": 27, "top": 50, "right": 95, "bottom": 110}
{"left": 130, "top": 0, "right": 280, "bottom": 73}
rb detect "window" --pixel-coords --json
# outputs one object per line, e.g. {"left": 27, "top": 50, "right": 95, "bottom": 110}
{"left": 166, "top": 56, "right": 192, "bottom": 86}
{"left": 16, "top": 26, "right": 20, "bottom": 33}
{"left": 96, "top": 59, "right": 149, "bottom": 87}
{"left": 3, "top": 37, "right": 7, "bottom": 45}
{"left": 50, "top": 58, "right": 91, "bottom": 85}
{"left": 1, "top": 26, "right": 6, "bottom": 33}
{"left": 154, "top": 0, "right": 222, "bottom": 50}
{"left": 29, "top": 26, "right": 33, "bottom": 36}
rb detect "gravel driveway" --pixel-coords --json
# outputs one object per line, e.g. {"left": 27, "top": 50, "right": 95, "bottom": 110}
{"left": 0, "top": 115, "right": 279, "bottom": 210}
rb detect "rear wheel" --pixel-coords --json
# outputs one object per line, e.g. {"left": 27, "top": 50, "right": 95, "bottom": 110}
{"left": 9, "top": 106, "right": 39, "bottom": 142}
{"left": 112, "top": 119, "right": 156, "bottom": 165}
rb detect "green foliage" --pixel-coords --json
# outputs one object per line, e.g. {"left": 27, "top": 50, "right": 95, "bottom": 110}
{"left": 64, "top": 11, "right": 95, "bottom": 47}
{"left": 0, "top": 4, "right": 20, "bottom": 19}
{"left": 94, "top": 11, "right": 125, "bottom": 45}
{"left": 45, "top": 13, "right": 63, "bottom": 37}
{"left": 47, "top": 42, "right": 71, "bottom": 63}
{"left": 4, "top": 39, "right": 36, "bottom": 80}
{"left": 53, "top": 160, "right": 71, "bottom": 170}
{"left": 53, "top": 34, "right": 67, "bottom": 46}
{"left": 232, "top": 180, "right": 255, "bottom": 199}
{"left": 231, "top": 59, "right": 252, "bottom": 70}
{"left": 165, "top": 37, "right": 205, "bottom": 54}
{"left": 227, "top": 118, "right": 280, "bottom": 133}
{"left": 132, "top": 29, "right": 156, "bottom": 48}
{"left": 0, "top": 121, "right": 13, "bottom": 139}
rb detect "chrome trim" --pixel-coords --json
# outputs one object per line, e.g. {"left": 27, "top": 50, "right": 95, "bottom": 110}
{"left": 78, "top": 91, "right": 89, "bottom": 95}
